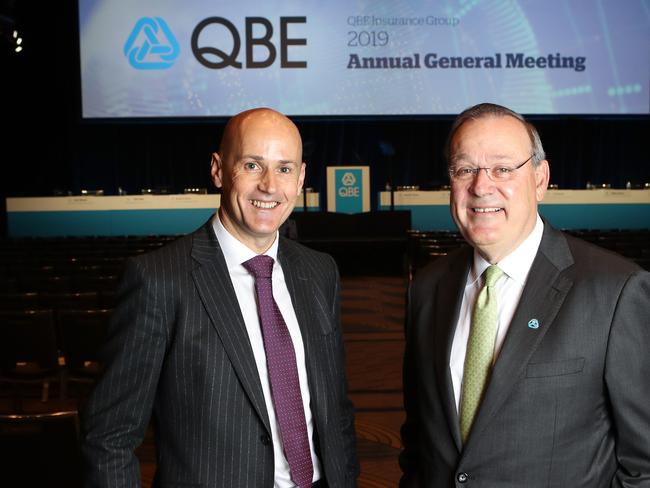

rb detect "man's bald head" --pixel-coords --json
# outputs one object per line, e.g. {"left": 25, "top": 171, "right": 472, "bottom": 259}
{"left": 218, "top": 108, "right": 302, "bottom": 163}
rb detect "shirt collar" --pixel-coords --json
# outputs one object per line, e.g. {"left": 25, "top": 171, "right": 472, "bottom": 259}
{"left": 469, "top": 214, "right": 544, "bottom": 286}
{"left": 212, "top": 213, "right": 279, "bottom": 270}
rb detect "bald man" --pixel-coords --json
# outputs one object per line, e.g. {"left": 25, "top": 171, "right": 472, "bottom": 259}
{"left": 82, "top": 108, "right": 359, "bottom": 487}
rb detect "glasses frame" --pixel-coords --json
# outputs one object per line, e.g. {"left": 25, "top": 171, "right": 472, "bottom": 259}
{"left": 448, "top": 155, "right": 534, "bottom": 182}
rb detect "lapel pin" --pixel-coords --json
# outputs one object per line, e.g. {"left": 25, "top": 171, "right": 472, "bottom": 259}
{"left": 528, "top": 319, "right": 540, "bottom": 329}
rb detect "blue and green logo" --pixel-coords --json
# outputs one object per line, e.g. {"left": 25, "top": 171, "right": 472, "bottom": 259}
{"left": 335, "top": 169, "right": 363, "bottom": 213}
{"left": 124, "top": 17, "right": 180, "bottom": 69}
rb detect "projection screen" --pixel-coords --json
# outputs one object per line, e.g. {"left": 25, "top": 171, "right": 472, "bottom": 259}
{"left": 78, "top": 0, "right": 650, "bottom": 117}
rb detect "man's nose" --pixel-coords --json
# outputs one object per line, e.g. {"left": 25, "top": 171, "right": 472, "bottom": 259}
{"left": 470, "top": 167, "right": 495, "bottom": 195}
{"left": 258, "top": 169, "right": 277, "bottom": 193}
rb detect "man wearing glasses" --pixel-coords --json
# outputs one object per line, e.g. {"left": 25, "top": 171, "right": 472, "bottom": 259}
{"left": 400, "top": 103, "right": 650, "bottom": 487}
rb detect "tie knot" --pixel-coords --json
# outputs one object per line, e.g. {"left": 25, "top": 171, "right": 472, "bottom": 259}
{"left": 483, "top": 265, "right": 503, "bottom": 287}
{"left": 242, "top": 254, "right": 274, "bottom": 279}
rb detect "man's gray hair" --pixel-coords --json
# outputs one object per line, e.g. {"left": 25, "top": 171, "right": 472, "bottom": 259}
{"left": 444, "top": 102, "right": 546, "bottom": 167}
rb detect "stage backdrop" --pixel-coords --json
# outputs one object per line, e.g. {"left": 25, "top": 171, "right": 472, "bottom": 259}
{"left": 78, "top": 0, "right": 649, "bottom": 117}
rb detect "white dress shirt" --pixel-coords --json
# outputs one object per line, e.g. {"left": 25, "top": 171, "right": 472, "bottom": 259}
{"left": 450, "top": 215, "right": 545, "bottom": 412}
{"left": 213, "top": 215, "right": 322, "bottom": 487}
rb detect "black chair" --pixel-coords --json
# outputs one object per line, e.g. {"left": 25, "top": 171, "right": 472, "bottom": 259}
{"left": 616, "top": 240, "right": 649, "bottom": 259}
{"left": 73, "top": 262, "right": 124, "bottom": 277}
{"left": 0, "top": 410, "right": 83, "bottom": 487}
{"left": 99, "top": 290, "right": 117, "bottom": 309}
{"left": 0, "top": 292, "right": 40, "bottom": 310}
{"left": 411, "top": 248, "right": 449, "bottom": 281}
{"left": 0, "top": 309, "right": 61, "bottom": 406}
{"left": 39, "top": 291, "right": 99, "bottom": 311}
{"left": 57, "top": 309, "right": 111, "bottom": 397}
{"left": 0, "top": 276, "right": 17, "bottom": 293}
{"left": 71, "top": 274, "right": 119, "bottom": 293}
{"left": 17, "top": 275, "right": 72, "bottom": 293}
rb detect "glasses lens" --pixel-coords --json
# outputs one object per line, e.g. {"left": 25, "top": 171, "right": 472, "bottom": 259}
{"left": 490, "top": 168, "right": 510, "bottom": 180}
{"left": 450, "top": 156, "right": 530, "bottom": 181}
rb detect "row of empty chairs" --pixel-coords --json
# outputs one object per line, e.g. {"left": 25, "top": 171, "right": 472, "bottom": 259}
{"left": 406, "top": 230, "right": 465, "bottom": 280}
{"left": 0, "top": 290, "right": 115, "bottom": 311}
{"left": 407, "top": 229, "right": 650, "bottom": 279}
{"left": 1, "top": 274, "right": 120, "bottom": 294}
{"left": 0, "top": 238, "right": 177, "bottom": 411}
{"left": 0, "top": 237, "right": 179, "bottom": 298}
{"left": 0, "top": 237, "right": 168, "bottom": 484}
{"left": 0, "top": 308, "right": 111, "bottom": 408}
{"left": 0, "top": 410, "right": 83, "bottom": 486}
{"left": 569, "top": 229, "right": 650, "bottom": 259}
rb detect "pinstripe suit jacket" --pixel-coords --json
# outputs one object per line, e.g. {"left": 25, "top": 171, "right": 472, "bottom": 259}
{"left": 81, "top": 220, "right": 359, "bottom": 487}
{"left": 400, "top": 223, "right": 650, "bottom": 487}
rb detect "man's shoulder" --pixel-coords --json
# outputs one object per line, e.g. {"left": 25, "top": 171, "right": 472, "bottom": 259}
{"left": 541, "top": 229, "right": 648, "bottom": 294}
{"left": 563, "top": 232, "right": 642, "bottom": 275}
{"left": 279, "top": 237, "right": 336, "bottom": 269}
{"left": 129, "top": 225, "right": 206, "bottom": 269}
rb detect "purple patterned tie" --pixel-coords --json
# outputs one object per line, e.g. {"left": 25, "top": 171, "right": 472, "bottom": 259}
{"left": 243, "top": 255, "right": 313, "bottom": 488}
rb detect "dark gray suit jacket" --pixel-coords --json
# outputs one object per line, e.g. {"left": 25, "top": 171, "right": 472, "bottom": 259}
{"left": 400, "top": 223, "right": 650, "bottom": 487}
{"left": 82, "top": 221, "right": 359, "bottom": 487}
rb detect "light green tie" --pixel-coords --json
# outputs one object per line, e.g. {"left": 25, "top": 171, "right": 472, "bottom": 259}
{"left": 460, "top": 265, "right": 504, "bottom": 443}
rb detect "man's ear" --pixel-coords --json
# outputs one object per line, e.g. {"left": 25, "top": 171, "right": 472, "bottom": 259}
{"left": 297, "top": 162, "right": 306, "bottom": 194}
{"left": 211, "top": 153, "right": 224, "bottom": 188}
{"left": 535, "top": 159, "right": 550, "bottom": 202}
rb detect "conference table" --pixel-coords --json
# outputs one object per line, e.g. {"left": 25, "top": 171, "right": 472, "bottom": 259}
{"left": 5, "top": 193, "right": 319, "bottom": 237}
{"left": 379, "top": 189, "right": 650, "bottom": 231}
{"left": 5, "top": 189, "right": 650, "bottom": 237}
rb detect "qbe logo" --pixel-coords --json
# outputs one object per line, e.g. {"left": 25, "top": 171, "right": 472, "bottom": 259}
{"left": 124, "top": 17, "right": 180, "bottom": 69}
{"left": 124, "top": 16, "right": 307, "bottom": 70}
{"left": 339, "top": 172, "right": 359, "bottom": 197}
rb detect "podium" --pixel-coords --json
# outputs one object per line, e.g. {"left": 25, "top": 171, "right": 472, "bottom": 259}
{"left": 326, "top": 166, "right": 370, "bottom": 213}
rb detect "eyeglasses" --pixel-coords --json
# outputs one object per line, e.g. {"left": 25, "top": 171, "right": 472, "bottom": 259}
{"left": 448, "top": 155, "right": 533, "bottom": 182}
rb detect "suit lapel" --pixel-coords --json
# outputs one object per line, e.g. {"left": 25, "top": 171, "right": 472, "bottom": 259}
{"left": 190, "top": 221, "right": 271, "bottom": 433}
{"left": 278, "top": 240, "right": 331, "bottom": 426}
{"left": 434, "top": 247, "right": 472, "bottom": 452}
{"left": 464, "top": 224, "right": 574, "bottom": 449}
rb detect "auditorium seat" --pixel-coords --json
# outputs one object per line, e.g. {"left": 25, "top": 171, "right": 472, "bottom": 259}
{"left": 17, "top": 275, "right": 72, "bottom": 293}
{"left": 38, "top": 291, "right": 100, "bottom": 311}
{"left": 0, "top": 310, "right": 61, "bottom": 406}
{"left": 0, "top": 276, "right": 17, "bottom": 293}
{"left": 57, "top": 309, "right": 111, "bottom": 397}
{"left": 71, "top": 274, "right": 119, "bottom": 293}
{"left": 73, "top": 262, "right": 124, "bottom": 278}
{"left": 406, "top": 231, "right": 465, "bottom": 280}
{"left": 99, "top": 290, "right": 118, "bottom": 309}
{"left": 0, "top": 410, "right": 83, "bottom": 487}
{"left": 0, "top": 292, "right": 40, "bottom": 310}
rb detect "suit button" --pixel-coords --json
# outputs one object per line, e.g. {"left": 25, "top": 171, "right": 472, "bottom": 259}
{"left": 260, "top": 434, "right": 271, "bottom": 446}
{"left": 457, "top": 472, "right": 468, "bottom": 483}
